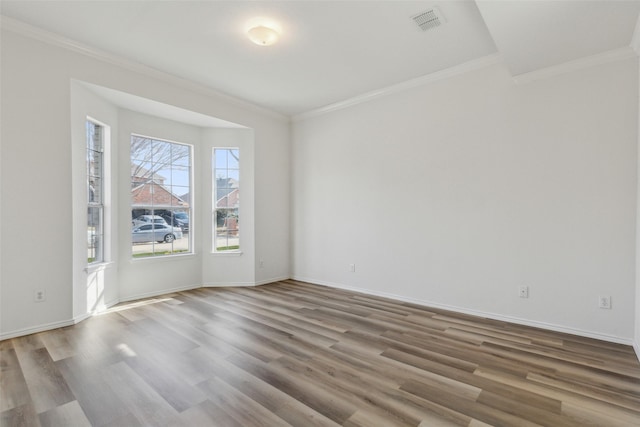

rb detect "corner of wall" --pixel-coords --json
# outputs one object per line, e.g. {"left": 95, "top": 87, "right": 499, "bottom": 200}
{"left": 631, "top": 13, "right": 640, "bottom": 56}
{"left": 636, "top": 53, "right": 640, "bottom": 363}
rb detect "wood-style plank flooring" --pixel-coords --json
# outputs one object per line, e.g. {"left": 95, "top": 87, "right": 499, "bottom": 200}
{"left": 1, "top": 280, "right": 640, "bottom": 426}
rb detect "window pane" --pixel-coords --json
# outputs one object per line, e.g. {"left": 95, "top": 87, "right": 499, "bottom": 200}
{"left": 173, "top": 144, "right": 190, "bottom": 166}
{"left": 87, "top": 206, "right": 103, "bottom": 263}
{"left": 131, "top": 136, "right": 153, "bottom": 162}
{"left": 89, "top": 177, "right": 102, "bottom": 203}
{"left": 131, "top": 160, "right": 155, "bottom": 184}
{"left": 159, "top": 208, "right": 190, "bottom": 234}
{"left": 87, "top": 121, "right": 104, "bottom": 264}
{"left": 131, "top": 136, "right": 191, "bottom": 258}
{"left": 227, "top": 169, "right": 239, "bottom": 182}
{"left": 228, "top": 149, "right": 239, "bottom": 169}
{"left": 87, "top": 121, "right": 102, "bottom": 152}
{"left": 170, "top": 167, "right": 189, "bottom": 187}
{"left": 215, "top": 170, "right": 228, "bottom": 183}
{"left": 170, "top": 186, "right": 190, "bottom": 206}
{"left": 152, "top": 140, "right": 171, "bottom": 163}
{"left": 214, "top": 149, "right": 228, "bottom": 169}
{"left": 131, "top": 182, "right": 154, "bottom": 206}
{"left": 213, "top": 148, "right": 239, "bottom": 252}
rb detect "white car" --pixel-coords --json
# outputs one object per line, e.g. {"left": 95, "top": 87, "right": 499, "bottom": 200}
{"left": 132, "top": 223, "right": 183, "bottom": 243}
{"left": 132, "top": 215, "right": 167, "bottom": 227}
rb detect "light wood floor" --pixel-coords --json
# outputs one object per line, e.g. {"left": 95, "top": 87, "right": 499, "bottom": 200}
{"left": 1, "top": 280, "right": 639, "bottom": 426}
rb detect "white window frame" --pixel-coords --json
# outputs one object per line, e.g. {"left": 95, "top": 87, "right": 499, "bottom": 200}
{"left": 130, "top": 134, "right": 193, "bottom": 259}
{"left": 87, "top": 119, "right": 105, "bottom": 265}
{"left": 212, "top": 147, "right": 240, "bottom": 253}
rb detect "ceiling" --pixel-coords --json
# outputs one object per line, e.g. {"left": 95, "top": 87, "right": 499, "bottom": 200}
{"left": 476, "top": 0, "right": 640, "bottom": 76}
{"left": 2, "top": 1, "right": 639, "bottom": 117}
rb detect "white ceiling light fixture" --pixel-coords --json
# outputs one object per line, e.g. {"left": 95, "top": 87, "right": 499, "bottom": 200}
{"left": 246, "top": 17, "right": 281, "bottom": 46}
{"left": 248, "top": 25, "right": 279, "bottom": 46}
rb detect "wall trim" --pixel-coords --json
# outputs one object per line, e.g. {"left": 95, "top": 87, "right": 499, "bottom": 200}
{"left": 0, "top": 286, "right": 202, "bottom": 340}
{"left": 118, "top": 283, "right": 202, "bottom": 303}
{"left": 0, "top": 319, "right": 77, "bottom": 341}
{"left": 292, "top": 276, "right": 635, "bottom": 346}
{"left": 292, "top": 53, "right": 503, "bottom": 122}
{"left": 255, "top": 275, "right": 291, "bottom": 286}
{"left": 203, "top": 281, "right": 256, "bottom": 287}
{"left": 0, "top": 279, "right": 288, "bottom": 339}
{"left": 1, "top": 297, "right": 125, "bottom": 340}
{"left": 513, "top": 47, "right": 637, "bottom": 84}
{"left": 194, "top": 276, "right": 290, "bottom": 287}
{"left": 0, "top": 16, "right": 288, "bottom": 123}
{"left": 4, "top": 277, "right": 635, "bottom": 351}
{"left": 72, "top": 312, "right": 93, "bottom": 325}
{"left": 73, "top": 297, "right": 122, "bottom": 324}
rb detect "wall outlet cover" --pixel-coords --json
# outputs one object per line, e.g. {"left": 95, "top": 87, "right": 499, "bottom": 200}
{"left": 34, "top": 290, "right": 46, "bottom": 302}
{"left": 598, "top": 296, "right": 611, "bottom": 309}
{"left": 518, "top": 286, "right": 529, "bottom": 298}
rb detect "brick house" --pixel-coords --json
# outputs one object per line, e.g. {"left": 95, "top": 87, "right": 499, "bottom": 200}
{"left": 131, "top": 178, "right": 189, "bottom": 219}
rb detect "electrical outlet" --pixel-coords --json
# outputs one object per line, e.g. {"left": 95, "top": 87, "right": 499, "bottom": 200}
{"left": 518, "top": 286, "right": 529, "bottom": 298}
{"left": 34, "top": 289, "right": 46, "bottom": 302}
{"left": 259, "top": 259, "right": 264, "bottom": 268}
{"left": 599, "top": 296, "right": 611, "bottom": 309}
{"left": 349, "top": 264, "right": 356, "bottom": 273}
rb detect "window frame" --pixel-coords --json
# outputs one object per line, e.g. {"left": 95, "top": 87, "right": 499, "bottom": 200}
{"left": 130, "top": 134, "right": 193, "bottom": 259}
{"left": 87, "top": 119, "right": 105, "bottom": 265}
{"left": 212, "top": 147, "right": 240, "bottom": 253}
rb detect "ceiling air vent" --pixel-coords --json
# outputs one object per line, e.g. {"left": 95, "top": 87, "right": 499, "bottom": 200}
{"left": 412, "top": 7, "right": 446, "bottom": 31}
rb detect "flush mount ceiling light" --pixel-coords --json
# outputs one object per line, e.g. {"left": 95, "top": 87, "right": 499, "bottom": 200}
{"left": 245, "top": 17, "right": 281, "bottom": 46}
{"left": 248, "top": 25, "right": 279, "bottom": 46}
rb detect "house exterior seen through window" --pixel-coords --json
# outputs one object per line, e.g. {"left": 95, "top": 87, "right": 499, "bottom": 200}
{"left": 87, "top": 120, "right": 104, "bottom": 264}
{"left": 213, "top": 148, "right": 240, "bottom": 252}
{"left": 130, "top": 135, "right": 192, "bottom": 258}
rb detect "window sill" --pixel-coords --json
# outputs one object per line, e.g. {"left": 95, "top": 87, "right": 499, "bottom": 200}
{"left": 130, "top": 252, "right": 197, "bottom": 263}
{"left": 211, "top": 251, "right": 243, "bottom": 257}
{"left": 84, "top": 261, "right": 114, "bottom": 274}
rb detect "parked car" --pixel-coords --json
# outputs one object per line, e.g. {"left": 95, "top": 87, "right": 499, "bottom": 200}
{"left": 132, "top": 223, "right": 183, "bottom": 243}
{"left": 132, "top": 215, "right": 167, "bottom": 227}
{"left": 161, "top": 212, "right": 189, "bottom": 232}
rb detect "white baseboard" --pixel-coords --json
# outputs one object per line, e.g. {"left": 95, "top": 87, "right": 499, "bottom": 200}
{"left": 118, "top": 283, "right": 202, "bottom": 303}
{"left": 203, "top": 281, "right": 255, "bottom": 287}
{"left": 73, "top": 297, "right": 122, "bottom": 324}
{"left": 292, "top": 276, "right": 635, "bottom": 346}
{"left": 633, "top": 341, "right": 640, "bottom": 364}
{"left": 5, "top": 276, "right": 633, "bottom": 350}
{"left": 0, "top": 279, "right": 281, "bottom": 340}
{"left": 202, "top": 276, "right": 290, "bottom": 287}
{"left": 0, "top": 286, "right": 202, "bottom": 340}
{"left": 1, "top": 297, "right": 125, "bottom": 340}
{"left": 255, "top": 275, "right": 290, "bottom": 286}
{"left": 0, "top": 318, "right": 77, "bottom": 341}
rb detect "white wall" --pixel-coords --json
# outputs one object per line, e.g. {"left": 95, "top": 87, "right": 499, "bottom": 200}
{"left": 117, "top": 110, "right": 204, "bottom": 301}
{"left": 70, "top": 82, "right": 119, "bottom": 319}
{"left": 254, "top": 125, "right": 291, "bottom": 285}
{"left": 292, "top": 59, "right": 639, "bottom": 342}
{"left": 201, "top": 128, "right": 256, "bottom": 286}
{"left": 0, "top": 28, "right": 290, "bottom": 338}
{"left": 636, "top": 56, "right": 640, "bottom": 356}
{"left": 1, "top": 30, "right": 74, "bottom": 335}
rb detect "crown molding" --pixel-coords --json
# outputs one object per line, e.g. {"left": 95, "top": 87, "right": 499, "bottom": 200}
{"left": 0, "top": 16, "right": 289, "bottom": 123}
{"left": 513, "top": 47, "right": 637, "bottom": 85}
{"left": 293, "top": 53, "right": 503, "bottom": 122}
{"left": 632, "top": 13, "right": 640, "bottom": 56}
